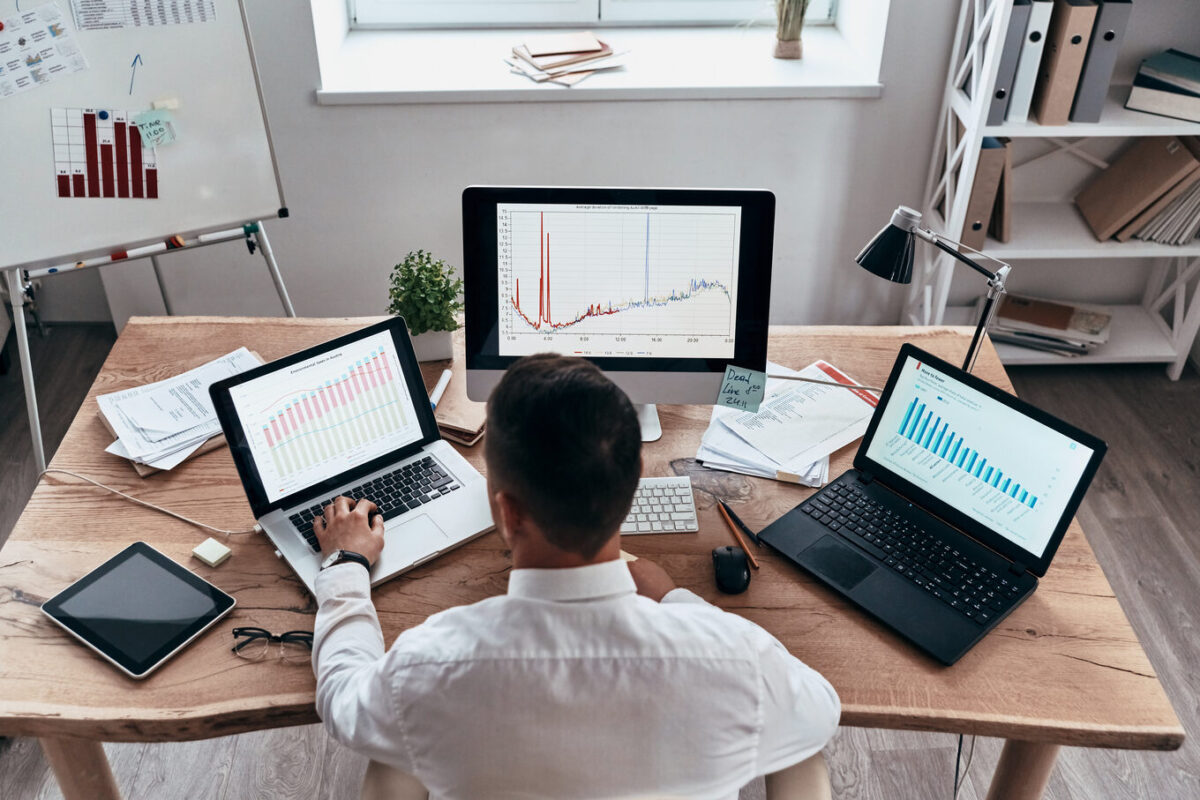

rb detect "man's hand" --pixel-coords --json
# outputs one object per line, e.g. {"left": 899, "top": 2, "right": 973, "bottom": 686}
{"left": 626, "top": 557, "right": 677, "bottom": 602}
{"left": 313, "top": 496, "right": 385, "bottom": 566}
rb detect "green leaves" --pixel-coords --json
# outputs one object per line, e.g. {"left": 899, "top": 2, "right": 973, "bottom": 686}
{"left": 386, "top": 249, "right": 465, "bottom": 336}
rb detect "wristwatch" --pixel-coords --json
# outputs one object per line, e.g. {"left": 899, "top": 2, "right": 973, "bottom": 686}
{"left": 320, "top": 549, "right": 371, "bottom": 572}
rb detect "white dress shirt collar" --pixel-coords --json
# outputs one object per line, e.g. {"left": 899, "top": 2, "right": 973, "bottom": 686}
{"left": 507, "top": 558, "right": 636, "bottom": 602}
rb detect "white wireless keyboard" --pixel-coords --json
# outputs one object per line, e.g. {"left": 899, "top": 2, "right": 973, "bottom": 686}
{"left": 620, "top": 476, "right": 698, "bottom": 534}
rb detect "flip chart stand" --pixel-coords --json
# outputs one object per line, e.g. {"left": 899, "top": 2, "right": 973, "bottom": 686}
{"left": 3, "top": 221, "right": 295, "bottom": 473}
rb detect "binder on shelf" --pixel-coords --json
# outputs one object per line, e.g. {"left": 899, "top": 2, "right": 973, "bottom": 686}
{"left": 1031, "top": 0, "right": 1099, "bottom": 125}
{"left": 960, "top": 138, "right": 1009, "bottom": 251}
{"left": 1075, "top": 136, "right": 1200, "bottom": 241}
{"left": 989, "top": 138, "right": 1014, "bottom": 243}
{"left": 1008, "top": 0, "right": 1054, "bottom": 123}
{"left": 988, "top": 0, "right": 1034, "bottom": 126}
{"left": 1070, "top": 0, "right": 1132, "bottom": 123}
{"left": 1115, "top": 165, "right": 1200, "bottom": 242}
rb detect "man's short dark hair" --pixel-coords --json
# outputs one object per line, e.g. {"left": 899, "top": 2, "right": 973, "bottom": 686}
{"left": 485, "top": 354, "right": 641, "bottom": 558}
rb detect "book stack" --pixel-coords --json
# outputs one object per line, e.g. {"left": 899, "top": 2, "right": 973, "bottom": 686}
{"left": 1075, "top": 136, "right": 1200, "bottom": 243}
{"left": 989, "top": 293, "right": 1112, "bottom": 356}
{"left": 433, "top": 372, "right": 486, "bottom": 447}
{"left": 507, "top": 31, "right": 627, "bottom": 87}
{"left": 1126, "top": 49, "right": 1200, "bottom": 125}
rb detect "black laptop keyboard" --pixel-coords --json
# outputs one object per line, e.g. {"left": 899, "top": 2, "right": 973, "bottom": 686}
{"left": 288, "top": 456, "right": 461, "bottom": 552}
{"left": 801, "top": 482, "right": 1022, "bottom": 625}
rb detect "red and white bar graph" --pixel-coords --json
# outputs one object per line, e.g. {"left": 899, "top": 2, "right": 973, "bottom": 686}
{"left": 260, "top": 349, "right": 410, "bottom": 479}
{"left": 51, "top": 108, "right": 159, "bottom": 200}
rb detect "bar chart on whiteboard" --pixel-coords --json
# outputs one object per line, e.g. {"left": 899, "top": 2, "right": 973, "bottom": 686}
{"left": 496, "top": 203, "right": 741, "bottom": 359}
{"left": 51, "top": 108, "right": 158, "bottom": 199}
{"left": 227, "top": 331, "right": 424, "bottom": 501}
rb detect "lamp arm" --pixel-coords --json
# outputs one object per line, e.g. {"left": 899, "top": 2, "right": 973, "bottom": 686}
{"left": 910, "top": 228, "right": 1012, "bottom": 372}
{"left": 919, "top": 231, "right": 1003, "bottom": 282}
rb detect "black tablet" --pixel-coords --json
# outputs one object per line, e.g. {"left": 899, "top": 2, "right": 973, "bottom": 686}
{"left": 41, "top": 542, "right": 236, "bottom": 679}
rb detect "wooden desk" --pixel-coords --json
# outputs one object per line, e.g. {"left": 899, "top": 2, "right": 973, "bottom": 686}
{"left": 0, "top": 317, "right": 1183, "bottom": 800}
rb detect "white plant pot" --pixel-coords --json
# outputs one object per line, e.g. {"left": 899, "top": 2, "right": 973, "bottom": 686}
{"left": 409, "top": 329, "right": 453, "bottom": 362}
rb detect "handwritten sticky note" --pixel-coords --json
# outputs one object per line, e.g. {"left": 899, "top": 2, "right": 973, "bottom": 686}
{"left": 717, "top": 365, "right": 766, "bottom": 413}
{"left": 132, "top": 109, "right": 177, "bottom": 146}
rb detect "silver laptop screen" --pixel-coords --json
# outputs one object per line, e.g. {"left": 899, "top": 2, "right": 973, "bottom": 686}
{"left": 864, "top": 355, "right": 1095, "bottom": 560}
{"left": 226, "top": 329, "right": 424, "bottom": 502}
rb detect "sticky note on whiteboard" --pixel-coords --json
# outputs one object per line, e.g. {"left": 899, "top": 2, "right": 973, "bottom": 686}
{"left": 716, "top": 365, "right": 766, "bottom": 413}
{"left": 132, "top": 109, "right": 178, "bottom": 146}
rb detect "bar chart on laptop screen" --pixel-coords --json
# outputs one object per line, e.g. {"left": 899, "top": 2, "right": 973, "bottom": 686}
{"left": 496, "top": 204, "right": 741, "bottom": 359}
{"left": 865, "top": 357, "right": 1093, "bottom": 557}
{"left": 227, "top": 331, "right": 423, "bottom": 501}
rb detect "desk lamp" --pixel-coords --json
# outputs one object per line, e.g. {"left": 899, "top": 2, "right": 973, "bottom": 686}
{"left": 855, "top": 206, "right": 1011, "bottom": 373}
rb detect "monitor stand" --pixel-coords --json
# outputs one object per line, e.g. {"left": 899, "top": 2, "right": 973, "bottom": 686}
{"left": 635, "top": 404, "right": 663, "bottom": 443}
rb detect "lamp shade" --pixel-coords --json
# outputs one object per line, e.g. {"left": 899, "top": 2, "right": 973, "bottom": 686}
{"left": 855, "top": 223, "right": 915, "bottom": 284}
{"left": 854, "top": 206, "right": 923, "bottom": 285}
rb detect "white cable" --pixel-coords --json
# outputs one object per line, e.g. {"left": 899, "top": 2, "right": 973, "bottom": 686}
{"left": 41, "top": 469, "right": 261, "bottom": 538}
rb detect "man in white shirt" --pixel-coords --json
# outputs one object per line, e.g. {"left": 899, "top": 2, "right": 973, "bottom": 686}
{"left": 312, "top": 354, "right": 840, "bottom": 800}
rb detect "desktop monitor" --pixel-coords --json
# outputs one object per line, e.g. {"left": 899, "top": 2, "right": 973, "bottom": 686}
{"left": 462, "top": 186, "right": 775, "bottom": 440}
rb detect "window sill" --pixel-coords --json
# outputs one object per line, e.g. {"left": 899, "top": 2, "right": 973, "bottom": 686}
{"left": 314, "top": 26, "right": 883, "bottom": 105}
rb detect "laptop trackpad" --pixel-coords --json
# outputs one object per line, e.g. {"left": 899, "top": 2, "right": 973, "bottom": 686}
{"left": 802, "top": 536, "right": 877, "bottom": 591}
{"left": 384, "top": 514, "right": 451, "bottom": 565}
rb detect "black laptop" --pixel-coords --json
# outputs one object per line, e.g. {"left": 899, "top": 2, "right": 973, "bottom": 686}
{"left": 759, "top": 344, "right": 1106, "bottom": 665}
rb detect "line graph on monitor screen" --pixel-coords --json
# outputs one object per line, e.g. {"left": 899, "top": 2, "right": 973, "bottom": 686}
{"left": 496, "top": 203, "right": 741, "bottom": 359}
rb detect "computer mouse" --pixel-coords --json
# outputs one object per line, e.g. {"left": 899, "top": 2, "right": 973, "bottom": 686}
{"left": 712, "top": 546, "right": 751, "bottom": 594}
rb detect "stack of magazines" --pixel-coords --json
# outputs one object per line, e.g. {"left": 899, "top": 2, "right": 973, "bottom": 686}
{"left": 988, "top": 294, "right": 1112, "bottom": 356}
{"left": 505, "top": 31, "right": 627, "bottom": 87}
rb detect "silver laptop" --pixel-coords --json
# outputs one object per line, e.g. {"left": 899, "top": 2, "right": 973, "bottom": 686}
{"left": 210, "top": 318, "right": 494, "bottom": 593}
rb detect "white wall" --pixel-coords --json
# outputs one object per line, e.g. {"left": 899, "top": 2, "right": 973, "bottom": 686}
{"left": 79, "top": 0, "right": 956, "bottom": 331}
{"left": 48, "top": 0, "right": 1200, "bottom": 371}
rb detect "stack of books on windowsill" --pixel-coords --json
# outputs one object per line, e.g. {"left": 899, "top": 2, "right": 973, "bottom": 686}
{"left": 505, "top": 31, "right": 628, "bottom": 87}
{"left": 1126, "top": 49, "right": 1200, "bottom": 125}
{"left": 987, "top": 294, "right": 1112, "bottom": 357}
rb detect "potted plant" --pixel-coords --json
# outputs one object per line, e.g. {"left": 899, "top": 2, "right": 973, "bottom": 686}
{"left": 774, "top": 0, "right": 809, "bottom": 59}
{"left": 387, "top": 250, "right": 464, "bottom": 362}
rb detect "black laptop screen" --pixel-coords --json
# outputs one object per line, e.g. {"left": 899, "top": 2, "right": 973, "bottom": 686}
{"left": 863, "top": 353, "right": 1096, "bottom": 562}
{"left": 225, "top": 328, "right": 425, "bottom": 503}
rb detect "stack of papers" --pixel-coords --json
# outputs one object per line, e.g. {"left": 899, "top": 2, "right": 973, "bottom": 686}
{"left": 97, "top": 348, "right": 261, "bottom": 471}
{"left": 506, "top": 31, "right": 628, "bottom": 87}
{"left": 989, "top": 294, "right": 1112, "bottom": 357}
{"left": 697, "top": 360, "right": 879, "bottom": 486}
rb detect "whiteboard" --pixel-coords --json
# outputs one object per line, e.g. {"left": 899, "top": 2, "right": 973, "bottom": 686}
{"left": 0, "top": 0, "right": 284, "bottom": 271}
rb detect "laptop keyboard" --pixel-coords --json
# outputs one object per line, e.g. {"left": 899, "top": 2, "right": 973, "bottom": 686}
{"left": 802, "top": 482, "right": 1022, "bottom": 625}
{"left": 288, "top": 456, "right": 460, "bottom": 552}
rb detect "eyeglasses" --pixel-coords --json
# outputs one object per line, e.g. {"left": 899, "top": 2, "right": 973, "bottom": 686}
{"left": 231, "top": 627, "right": 313, "bottom": 663}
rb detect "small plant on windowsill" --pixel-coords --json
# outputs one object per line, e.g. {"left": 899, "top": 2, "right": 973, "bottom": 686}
{"left": 775, "top": 0, "right": 809, "bottom": 59}
{"left": 387, "top": 250, "right": 464, "bottom": 362}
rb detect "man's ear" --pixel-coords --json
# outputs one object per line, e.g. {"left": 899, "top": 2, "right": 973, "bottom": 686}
{"left": 493, "top": 489, "right": 525, "bottom": 548}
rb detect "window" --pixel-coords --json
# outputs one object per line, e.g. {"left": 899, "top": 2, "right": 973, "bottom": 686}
{"left": 353, "top": 0, "right": 837, "bottom": 28}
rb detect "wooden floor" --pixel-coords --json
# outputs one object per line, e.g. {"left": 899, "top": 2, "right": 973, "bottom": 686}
{"left": 1, "top": 326, "right": 1196, "bottom": 800}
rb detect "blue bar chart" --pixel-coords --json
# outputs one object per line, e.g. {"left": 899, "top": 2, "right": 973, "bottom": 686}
{"left": 867, "top": 356, "right": 1096, "bottom": 558}
{"left": 898, "top": 396, "right": 1038, "bottom": 509}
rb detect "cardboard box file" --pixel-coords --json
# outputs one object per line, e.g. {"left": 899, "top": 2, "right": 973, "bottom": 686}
{"left": 1075, "top": 137, "right": 1200, "bottom": 241}
{"left": 1031, "top": 0, "right": 1098, "bottom": 125}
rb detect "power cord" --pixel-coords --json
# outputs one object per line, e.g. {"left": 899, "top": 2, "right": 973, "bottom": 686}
{"left": 41, "top": 469, "right": 262, "bottom": 539}
{"left": 953, "top": 734, "right": 977, "bottom": 799}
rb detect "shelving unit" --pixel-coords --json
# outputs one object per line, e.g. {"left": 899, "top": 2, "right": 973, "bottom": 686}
{"left": 912, "top": 0, "right": 1200, "bottom": 380}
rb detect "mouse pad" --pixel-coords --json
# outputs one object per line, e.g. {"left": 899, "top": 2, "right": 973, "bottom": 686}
{"left": 801, "top": 536, "right": 877, "bottom": 591}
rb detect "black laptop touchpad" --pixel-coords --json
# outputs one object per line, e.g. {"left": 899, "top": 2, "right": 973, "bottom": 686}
{"left": 802, "top": 536, "right": 877, "bottom": 591}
